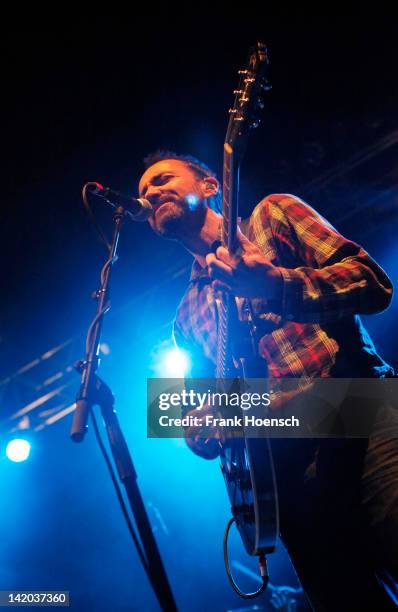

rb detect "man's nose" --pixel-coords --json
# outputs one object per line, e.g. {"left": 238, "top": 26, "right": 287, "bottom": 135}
{"left": 144, "top": 185, "right": 162, "bottom": 202}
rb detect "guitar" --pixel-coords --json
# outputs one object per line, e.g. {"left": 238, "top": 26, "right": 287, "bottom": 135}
{"left": 216, "top": 42, "right": 279, "bottom": 597}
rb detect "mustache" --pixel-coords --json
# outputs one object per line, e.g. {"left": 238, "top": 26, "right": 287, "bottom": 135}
{"left": 149, "top": 192, "right": 179, "bottom": 208}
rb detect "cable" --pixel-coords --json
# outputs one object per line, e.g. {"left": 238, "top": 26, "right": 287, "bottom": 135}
{"left": 84, "top": 301, "right": 111, "bottom": 355}
{"left": 223, "top": 517, "right": 269, "bottom": 599}
{"left": 100, "top": 256, "right": 114, "bottom": 287}
{"left": 82, "top": 182, "right": 112, "bottom": 252}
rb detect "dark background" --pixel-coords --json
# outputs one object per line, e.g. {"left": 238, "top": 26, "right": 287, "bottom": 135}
{"left": 0, "top": 16, "right": 397, "bottom": 611}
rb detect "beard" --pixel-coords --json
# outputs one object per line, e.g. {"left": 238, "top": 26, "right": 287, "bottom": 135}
{"left": 149, "top": 201, "right": 206, "bottom": 240}
{"left": 150, "top": 202, "right": 185, "bottom": 238}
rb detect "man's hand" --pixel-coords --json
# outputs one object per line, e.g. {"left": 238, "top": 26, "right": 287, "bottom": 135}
{"left": 184, "top": 404, "right": 223, "bottom": 460}
{"left": 205, "top": 230, "right": 283, "bottom": 300}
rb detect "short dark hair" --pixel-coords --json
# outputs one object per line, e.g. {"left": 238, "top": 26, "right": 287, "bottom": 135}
{"left": 143, "top": 150, "right": 221, "bottom": 212}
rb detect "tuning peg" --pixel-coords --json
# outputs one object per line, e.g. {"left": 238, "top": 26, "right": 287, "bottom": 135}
{"left": 229, "top": 108, "right": 238, "bottom": 114}
{"left": 233, "top": 89, "right": 244, "bottom": 95}
{"left": 238, "top": 69, "right": 248, "bottom": 75}
{"left": 239, "top": 96, "right": 249, "bottom": 103}
{"left": 244, "top": 77, "right": 255, "bottom": 84}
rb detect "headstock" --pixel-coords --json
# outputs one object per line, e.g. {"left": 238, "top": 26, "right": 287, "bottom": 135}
{"left": 225, "top": 42, "right": 271, "bottom": 156}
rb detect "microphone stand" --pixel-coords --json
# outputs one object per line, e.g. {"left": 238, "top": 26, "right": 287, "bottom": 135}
{"left": 71, "top": 206, "right": 178, "bottom": 612}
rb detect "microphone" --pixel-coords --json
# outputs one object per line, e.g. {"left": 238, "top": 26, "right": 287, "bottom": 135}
{"left": 87, "top": 182, "right": 153, "bottom": 221}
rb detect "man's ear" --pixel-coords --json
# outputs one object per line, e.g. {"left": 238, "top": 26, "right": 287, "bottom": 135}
{"left": 202, "top": 176, "right": 219, "bottom": 198}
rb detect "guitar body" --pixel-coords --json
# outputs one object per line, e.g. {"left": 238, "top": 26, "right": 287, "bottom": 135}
{"left": 220, "top": 436, "right": 279, "bottom": 556}
{"left": 217, "top": 43, "right": 279, "bottom": 558}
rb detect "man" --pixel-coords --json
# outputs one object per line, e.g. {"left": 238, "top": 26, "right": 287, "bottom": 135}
{"left": 139, "top": 151, "right": 398, "bottom": 610}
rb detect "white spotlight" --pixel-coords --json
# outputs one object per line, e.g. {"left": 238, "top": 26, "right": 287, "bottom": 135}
{"left": 163, "top": 348, "right": 190, "bottom": 378}
{"left": 6, "top": 439, "right": 31, "bottom": 463}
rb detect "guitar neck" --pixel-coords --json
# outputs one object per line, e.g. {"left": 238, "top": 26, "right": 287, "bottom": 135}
{"left": 216, "top": 143, "right": 240, "bottom": 379}
{"left": 221, "top": 143, "right": 240, "bottom": 252}
{"left": 216, "top": 42, "right": 270, "bottom": 380}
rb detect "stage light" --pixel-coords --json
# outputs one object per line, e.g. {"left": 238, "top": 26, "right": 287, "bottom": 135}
{"left": 163, "top": 348, "right": 190, "bottom": 378}
{"left": 6, "top": 439, "right": 31, "bottom": 463}
{"left": 150, "top": 339, "right": 191, "bottom": 378}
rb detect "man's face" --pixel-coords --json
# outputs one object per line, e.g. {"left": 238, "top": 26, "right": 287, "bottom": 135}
{"left": 138, "top": 159, "right": 213, "bottom": 238}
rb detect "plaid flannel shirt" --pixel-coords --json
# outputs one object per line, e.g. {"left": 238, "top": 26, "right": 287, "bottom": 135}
{"left": 174, "top": 194, "right": 393, "bottom": 379}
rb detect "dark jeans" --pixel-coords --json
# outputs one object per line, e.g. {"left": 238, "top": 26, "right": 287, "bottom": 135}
{"left": 271, "top": 403, "right": 398, "bottom": 611}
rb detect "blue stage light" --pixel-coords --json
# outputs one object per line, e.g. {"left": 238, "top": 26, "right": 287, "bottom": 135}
{"left": 163, "top": 348, "right": 190, "bottom": 377}
{"left": 6, "top": 439, "right": 31, "bottom": 463}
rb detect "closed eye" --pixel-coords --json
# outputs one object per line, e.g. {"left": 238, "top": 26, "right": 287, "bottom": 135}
{"left": 152, "top": 175, "right": 174, "bottom": 188}
{"left": 141, "top": 173, "right": 174, "bottom": 196}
